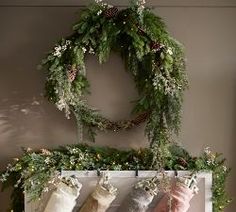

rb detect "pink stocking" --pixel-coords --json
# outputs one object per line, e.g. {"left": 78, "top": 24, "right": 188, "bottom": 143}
{"left": 154, "top": 181, "right": 195, "bottom": 212}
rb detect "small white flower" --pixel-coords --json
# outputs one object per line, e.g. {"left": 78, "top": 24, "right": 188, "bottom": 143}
{"left": 53, "top": 41, "right": 71, "bottom": 57}
{"left": 167, "top": 48, "right": 173, "bottom": 55}
{"left": 206, "top": 160, "right": 212, "bottom": 165}
{"left": 30, "top": 180, "right": 35, "bottom": 186}
{"left": 56, "top": 99, "right": 66, "bottom": 111}
{"left": 70, "top": 148, "right": 78, "bottom": 154}
{"left": 45, "top": 157, "right": 51, "bottom": 164}
{"left": 97, "top": 10, "right": 102, "bottom": 15}
{"left": 204, "top": 147, "right": 211, "bottom": 155}
{"left": 223, "top": 166, "right": 227, "bottom": 172}
{"left": 65, "top": 40, "right": 71, "bottom": 46}
{"left": 88, "top": 47, "right": 95, "bottom": 54}
{"left": 43, "top": 187, "right": 49, "bottom": 193}
{"left": 53, "top": 50, "right": 61, "bottom": 57}
{"left": 55, "top": 46, "right": 62, "bottom": 52}
{"left": 136, "top": 0, "right": 146, "bottom": 6}
{"left": 53, "top": 45, "right": 63, "bottom": 57}
{"left": 61, "top": 45, "right": 67, "bottom": 51}
{"left": 82, "top": 47, "right": 87, "bottom": 53}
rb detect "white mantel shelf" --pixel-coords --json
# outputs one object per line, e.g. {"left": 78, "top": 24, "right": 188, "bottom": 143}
{"left": 25, "top": 170, "right": 213, "bottom": 212}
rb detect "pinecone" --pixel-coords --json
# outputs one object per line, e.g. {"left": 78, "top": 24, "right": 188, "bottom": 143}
{"left": 137, "top": 26, "right": 146, "bottom": 36}
{"left": 67, "top": 65, "right": 78, "bottom": 82}
{"left": 150, "top": 41, "right": 163, "bottom": 51}
{"left": 177, "top": 158, "right": 188, "bottom": 167}
{"left": 103, "top": 7, "right": 119, "bottom": 18}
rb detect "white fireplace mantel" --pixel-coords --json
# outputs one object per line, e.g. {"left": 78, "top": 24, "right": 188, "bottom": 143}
{"left": 25, "top": 170, "right": 212, "bottom": 212}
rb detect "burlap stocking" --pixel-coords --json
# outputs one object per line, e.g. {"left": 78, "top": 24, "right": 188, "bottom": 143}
{"left": 79, "top": 173, "right": 118, "bottom": 212}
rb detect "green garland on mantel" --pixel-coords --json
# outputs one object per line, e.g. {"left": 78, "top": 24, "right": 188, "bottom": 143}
{"left": 0, "top": 144, "right": 231, "bottom": 212}
{"left": 41, "top": 0, "right": 188, "bottom": 147}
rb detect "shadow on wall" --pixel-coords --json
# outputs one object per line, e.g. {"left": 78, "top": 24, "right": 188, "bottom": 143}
{"left": 0, "top": 91, "right": 78, "bottom": 167}
{"left": 0, "top": 93, "right": 45, "bottom": 210}
{"left": 0, "top": 7, "right": 83, "bottom": 169}
{"left": 0, "top": 92, "right": 45, "bottom": 165}
{"left": 0, "top": 92, "right": 44, "bottom": 146}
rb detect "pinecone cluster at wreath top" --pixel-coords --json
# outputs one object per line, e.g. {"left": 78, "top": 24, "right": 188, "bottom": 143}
{"left": 103, "top": 7, "right": 119, "bottom": 18}
{"left": 67, "top": 65, "right": 78, "bottom": 82}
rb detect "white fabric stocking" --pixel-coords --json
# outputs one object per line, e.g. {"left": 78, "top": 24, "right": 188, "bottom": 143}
{"left": 44, "top": 177, "right": 82, "bottom": 212}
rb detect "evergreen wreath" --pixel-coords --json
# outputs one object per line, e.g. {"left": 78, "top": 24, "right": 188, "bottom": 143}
{"left": 41, "top": 0, "right": 188, "bottom": 147}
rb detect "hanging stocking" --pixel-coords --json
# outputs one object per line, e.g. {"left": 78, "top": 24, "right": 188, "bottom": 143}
{"left": 44, "top": 175, "right": 82, "bottom": 212}
{"left": 118, "top": 177, "right": 161, "bottom": 212}
{"left": 153, "top": 174, "right": 199, "bottom": 212}
{"left": 79, "top": 172, "right": 118, "bottom": 212}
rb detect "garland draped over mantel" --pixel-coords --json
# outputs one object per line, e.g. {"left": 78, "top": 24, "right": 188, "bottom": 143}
{"left": 0, "top": 144, "right": 231, "bottom": 211}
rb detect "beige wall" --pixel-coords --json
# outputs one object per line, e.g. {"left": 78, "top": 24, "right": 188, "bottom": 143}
{"left": 0, "top": 0, "right": 235, "bottom": 211}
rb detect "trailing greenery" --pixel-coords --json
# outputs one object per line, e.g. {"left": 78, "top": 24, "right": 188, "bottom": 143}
{"left": 41, "top": 0, "right": 188, "bottom": 147}
{"left": 0, "top": 144, "right": 231, "bottom": 212}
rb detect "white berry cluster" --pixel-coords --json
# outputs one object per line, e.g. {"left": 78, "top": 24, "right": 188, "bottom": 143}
{"left": 53, "top": 40, "right": 71, "bottom": 57}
